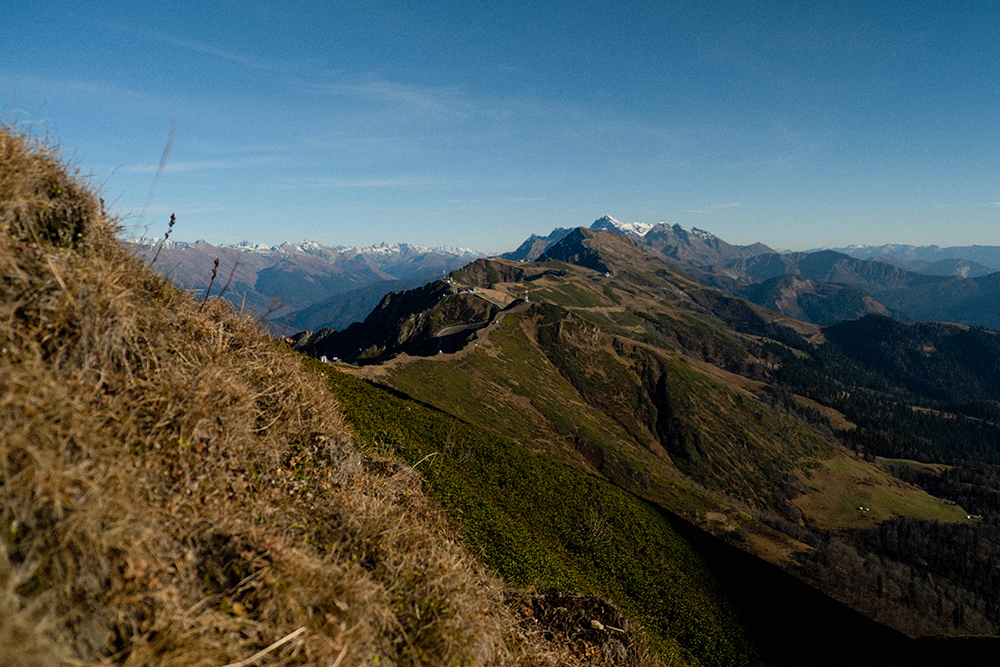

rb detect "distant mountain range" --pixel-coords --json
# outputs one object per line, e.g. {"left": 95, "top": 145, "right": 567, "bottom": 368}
{"left": 503, "top": 215, "right": 773, "bottom": 270}
{"left": 128, "top": 216, "right": 1000, "bottom": 333}
{"left": 127, "top": 238, "right": 483, "bottom": 332}
{"left": 504, "top": 216, "right": 1000, "bottom": 329}
{"left": 828, "top": 243, "right": 1000, "bottom": 272}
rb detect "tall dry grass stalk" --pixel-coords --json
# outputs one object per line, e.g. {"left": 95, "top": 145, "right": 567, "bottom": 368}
{"left": 0, "top": 126, "right": 618, "bottom": 667}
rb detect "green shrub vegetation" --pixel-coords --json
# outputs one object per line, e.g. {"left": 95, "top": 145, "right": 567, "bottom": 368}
{"left": 316, "top": 365, "right": 765, "bottom": 667}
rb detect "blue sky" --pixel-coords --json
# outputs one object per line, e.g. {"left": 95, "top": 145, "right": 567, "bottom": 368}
{"left": 4, "top": 1, "right": 1000, "bottom": 253}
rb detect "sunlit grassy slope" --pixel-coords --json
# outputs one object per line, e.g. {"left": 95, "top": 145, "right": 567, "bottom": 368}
{"left": 0, "top": 125, "right": 701, "bottom": 666}
{"left": 794, "top": 454, "right": 968, "bottom": 530}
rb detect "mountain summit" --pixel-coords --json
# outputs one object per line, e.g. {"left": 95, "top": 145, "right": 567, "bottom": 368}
{"left": 589, "top": 214, "right": 654, "bottom": 237}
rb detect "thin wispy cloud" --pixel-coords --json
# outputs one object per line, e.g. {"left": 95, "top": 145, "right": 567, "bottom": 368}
{"left": 299, "top": 177, "right": 436, "bottom": 188}
{"left": 316, "top": 80, "right": 475, "bottom": 119}
{"left": 711, "top": 202, "right": 740, "bottom": 208}
{"left": 103, "top": 23, "right": 311, "bottom": 75}
{"left": 123, "top": 157, "right": 282, "bottom": 174}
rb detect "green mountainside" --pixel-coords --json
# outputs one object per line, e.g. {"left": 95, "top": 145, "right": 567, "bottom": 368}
{"left": 317, "top": 363, "right": 1000, "bottom": 667}
{"left": 315, "top": 366, "right": 766, "bottom": 666}
{"left": 295, "top": 227, "right": 1000, "bottom": 645}
{"left": 735, "top": 274, "right": 893, "bottom": 325}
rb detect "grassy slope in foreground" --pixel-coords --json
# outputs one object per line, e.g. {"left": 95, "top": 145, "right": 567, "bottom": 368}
{"left": 0, "top": 126, "right": 657, "bottom": 667}
{"left": 316, "top": 365, "right": 765, "bottom": 667}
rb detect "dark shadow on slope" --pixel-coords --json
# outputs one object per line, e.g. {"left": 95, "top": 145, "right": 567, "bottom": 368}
{"left": 657, "top": 508, "right": 1000, "bottom": 667}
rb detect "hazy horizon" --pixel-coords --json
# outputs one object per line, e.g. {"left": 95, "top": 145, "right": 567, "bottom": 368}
{"left": 124, "top": 215, "right": 1000, "bottom": 257}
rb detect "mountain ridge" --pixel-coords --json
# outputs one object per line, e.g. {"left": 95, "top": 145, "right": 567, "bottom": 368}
{"left": 131, "top": 216, "right": 1000, "bottom": 334}
{"left": 824, "top": 242, "right": 1000, "bottom": 271}
{"left": 502, "top": 217, "right": 1000, "bottom": 330}
{"left": 294, "top": 227, "right": 1000, "bottom": 643}
{"left": 129, "top": 236, "right": 484, "bottom": 259}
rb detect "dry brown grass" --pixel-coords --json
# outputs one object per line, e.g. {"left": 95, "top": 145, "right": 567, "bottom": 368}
{"left": 0, "top": 126, "right": 642, "bottom": 667}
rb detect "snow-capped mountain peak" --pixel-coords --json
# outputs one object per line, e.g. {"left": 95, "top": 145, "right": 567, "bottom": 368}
{"left": 590, "top": 215, "right": 653, "bottom": 237}
{"left": 691, "top": 227, "right": 718, "bottom": 242}
{"left": 126, "top": 236, "right": 484, "bottom": 262}
{"left": 124, "top": 237, "right": 202, "bottom": 251}
{"left": 232, "top": 240, "right": 282, "bottom": 254}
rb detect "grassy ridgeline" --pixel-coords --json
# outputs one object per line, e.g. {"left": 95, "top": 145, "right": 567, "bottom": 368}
{"left": 317, "top": 366, "right": 765, "bottom": 667}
